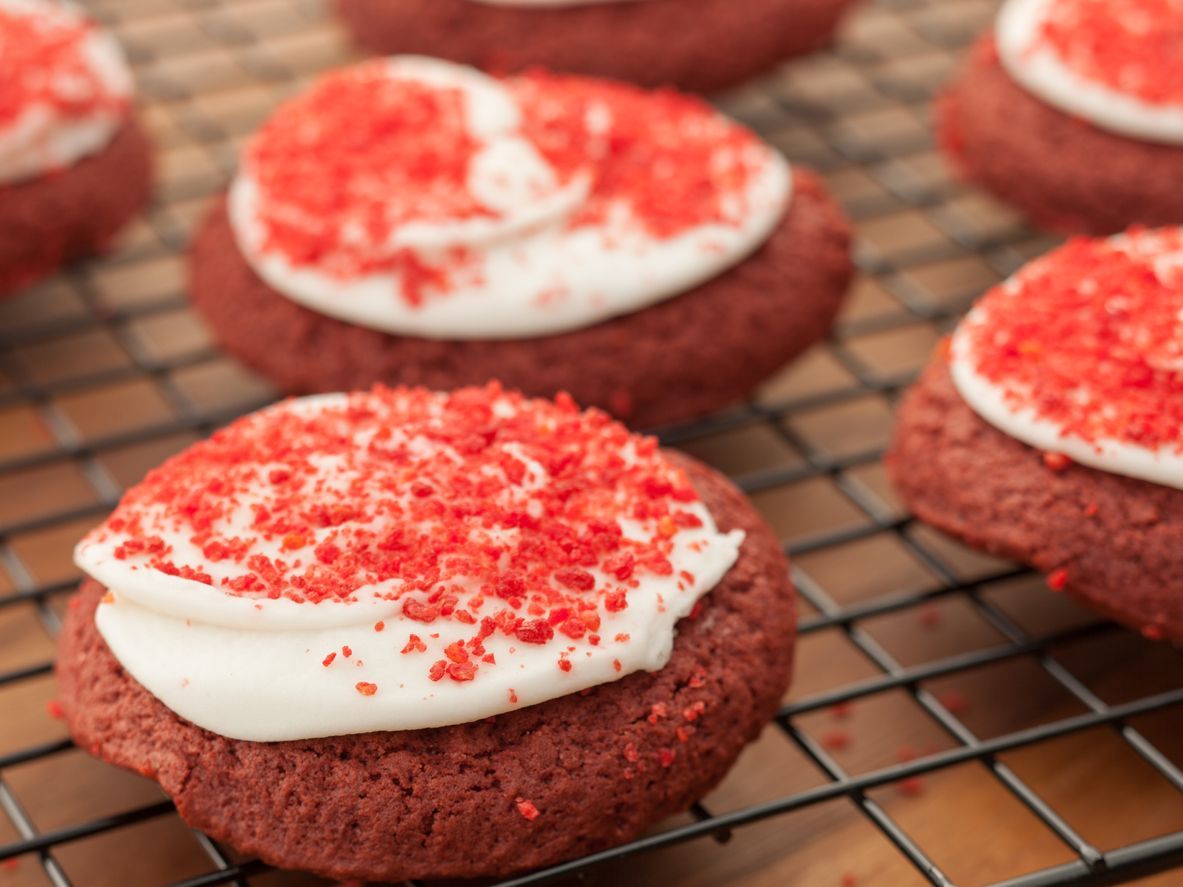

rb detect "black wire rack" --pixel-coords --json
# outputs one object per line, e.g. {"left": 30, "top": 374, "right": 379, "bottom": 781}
{"left": 1, "top": 0, "right": 1182, "bottom": 885}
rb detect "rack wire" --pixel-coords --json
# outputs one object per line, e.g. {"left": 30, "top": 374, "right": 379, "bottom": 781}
{"left": 0, "top": 0, "right": 1181, "bottom": 884}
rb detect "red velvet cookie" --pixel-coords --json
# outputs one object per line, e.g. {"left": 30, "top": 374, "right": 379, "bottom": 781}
{"left": 333, "top": 0, "right": 859, "bottom": 93}
{"left": 939, "top": 0, "right": 1183, "bottom": 235}
{"left": 188, "top": 60, "right": 852, "bottom": 428}
{"left": 888, "top": 230, "right": 1183, "bottom": 641}
{"left": 0, "top": 1, "right": 152, "bottom": 297}
{"left": 57, "top": 386, "right": 795, "bottom": 882}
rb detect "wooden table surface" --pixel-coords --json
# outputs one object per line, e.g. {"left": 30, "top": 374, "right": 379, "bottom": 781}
{"left": 0, "top": 0, "right": 1180, "bottom": 885}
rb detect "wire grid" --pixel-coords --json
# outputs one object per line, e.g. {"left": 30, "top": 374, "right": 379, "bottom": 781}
{"left": 0, "top": 0, "right": 1181, "bottom": 884}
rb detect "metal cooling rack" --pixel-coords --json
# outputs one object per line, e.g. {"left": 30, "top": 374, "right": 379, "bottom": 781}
{"left": 1, "top": 0, "right": 1182, "bottom": 885}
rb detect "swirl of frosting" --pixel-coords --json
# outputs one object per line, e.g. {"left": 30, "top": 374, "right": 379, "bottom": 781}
{"left": 997, "top": 0, "right": 1183, "bottom": 144}
{"left": 0, "top": 0, "right": 132, "bottom": 185}
{"left": 228, "top": 56, "right": 791, "bottom": 340}
{"left": 950, "top": 227, "right": 1183, "bottom": 490}
{"left": 75, "top": 384, "right": 744, "bottom": 741}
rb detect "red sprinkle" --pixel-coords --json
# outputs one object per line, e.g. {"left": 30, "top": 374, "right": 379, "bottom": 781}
{"left": 374, "top": 620, "right": 385, "bottom": 632}
{"left": 45, "top": 699, "right": 64, "bottom": 720}
{"left": 1042, "top": 452, "right": 1072, "bottom": 472}
{"left": 820, "top": 729, "right": 852, "bottom": 752}
{"left": 1047, "top": 568, "right": 1070, "bottom": 591}
{"left": 828, "top": 701, "right": 853, "bottom": 721}
{"left": 1039, "top": 0, "right": 1183, "bottom": 107}
{"left": 82, "top": 384, "right": 705, "bottom": 687}
{"left": 960, "top": 231, "right": 1183, "bottom": 454}
{"left": 918, "top": 603, "right": 942, "bottom": 630}
{"left": 355, "top": 681, "right": 378, "bottom": 696}
{"left": 515, "top": 798, "right": 540, "bottom": 821}
{"left": 899, "top": 776, "right": 925, "bottom": 797}
{"left": 322, "top": 652, "right": 337, "bottom": 667}
{"left": 936, "top": 689, "right": 970, "bottom": 715}
{"left": 401, "top": 634, "right": 427, "bottom": 654}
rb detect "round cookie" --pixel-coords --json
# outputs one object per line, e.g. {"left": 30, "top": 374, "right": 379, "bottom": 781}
{"left": 888, "top": 230, "right": 1183, "bottom": 641}
{"left": 939, "top": 37, "right": 1183, "bottom": 235}
{"left": 188, "top": 60, "right": 852, "bottom": 428}
{"left": 1, "top": 122, "right": 152, "bottom": 296}
{"left": 333, "top": 0, "right": 859, "bottom": 93}
{"left": 191, "top": 168, "right": 850, "bottom": 428}
{"left": 57, "top": 453, "right": 794, "bottom": 882}
{"left": 889, "top": 358, "right": 1183, "bottom": 641}
{"left": 0, "top": 0, "right": 152, "bottom": 297}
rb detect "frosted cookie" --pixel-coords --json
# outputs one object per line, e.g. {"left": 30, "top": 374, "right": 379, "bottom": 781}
{"left": 0, "top": 0, "right": 152, "bottom": 296}
{"left": 189, "top": 58, "right": 852, "bottom": 428}
{"left": 57, "top": 383, "right": 796, "bottom": 881}
{"left": 889, "top": 228, "right": 1183, "bottom": 640}
{"left": 939, "top": 0, "right": 1183, "bottom": 234}
{"left": 333, "top": 0, "right": 859, "bottom": 93}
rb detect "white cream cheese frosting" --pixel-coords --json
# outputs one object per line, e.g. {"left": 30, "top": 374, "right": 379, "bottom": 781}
{"left": 996, "top": 0, "right": 1183, "bottom": 145}
{"left": 74, "top": 386, "right": 745, "bottom": 742}
{"left": 949, "top": 227, "right": 1183, "bottom": 490}
{"left": 0, "top": 0, "right": 132, "bottom": 185}
{"left": 227, "top": 56, "right": 791, "bottom": 341}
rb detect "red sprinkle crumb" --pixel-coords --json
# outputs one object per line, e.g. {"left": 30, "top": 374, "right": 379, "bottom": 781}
{"left": 1142, "top": 623, "right": 1166, "bottom": 641}
{"left": 45, "top": 699, "right": 64, "bottom": 720}
{"left": 322, "top": 652, "right": 337, "bottom": 667}
{"left": 2, "top": 858, "right": 19, "bottom": 872}
{"left": 657, "top": 748, "right": 676, "bottom": 768}
{"left": 918, "top": 603, "right": 942, "bottom": 629}
{"left": 515, "top": 798, "right": 540, "bottom": 821}
{"left": 841, "top": 874, "right": 859, "bottom": 887}
{"left": 821, "top": 729, "right": 852, "bottom": 752}
{"left": 401, "top": 634, "right": 427, "bottom": 654}
{"left": 936, "top": 689, "right": 969, "bottom": 715}
{"left": 623, "top": 742, "right": 639, "bottom": 763}
{"left": 508, "top": 689, "right": 519, "bottom": 704}
{"left": 898, "top": 776, "right": 925, "bottom": 797}
{"left": 1042, "top": 452, "right": 1072, "bottom": 472}
{"left": 829, "top": 700, "right": 853, "bottom": 721}
{"left": 1083, "top": 502, "right": 1100, "bottom": 517}
{"left": 1047, "top": 568, "right": 1069, "bottom": 592}
{"left": 613, "top": 659, "right": 623, "bottom": 672}
{"left": 682, "top": 701, "right": 706, "bottom": 722}
{"left": 374, "top": 620, "right": 385, "bottom": 632}
{"left": 557, "top": 658, "right": 572, "bottom": 672}
{"left": 355, "top": 681, "right": 378, "bottom": 696}
{"left": 341, "top": 645, "right": 353, "bottom": 658}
